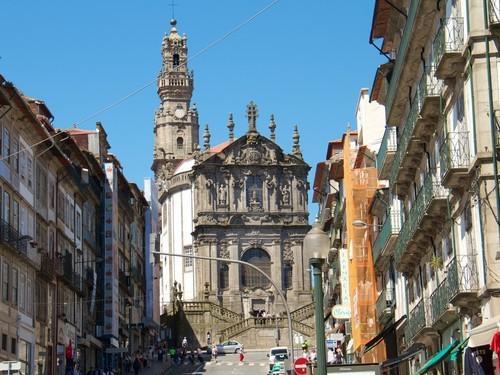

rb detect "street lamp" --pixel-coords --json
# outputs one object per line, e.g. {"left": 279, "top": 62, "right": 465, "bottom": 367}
{"left": 304, "top": 222, "right": 330, "bottom": 375}
{"left": 153, "top": 250, "right": 296, "bottom": 365}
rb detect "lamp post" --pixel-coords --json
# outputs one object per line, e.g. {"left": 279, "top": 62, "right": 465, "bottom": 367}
{"left": 153, "top": 251, "right": 295, "bottom": 364}
{"left": 304, "top": 222, "right": 330, "bottom": 375}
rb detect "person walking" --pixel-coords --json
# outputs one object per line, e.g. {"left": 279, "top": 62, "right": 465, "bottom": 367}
{"left": 132, "top": 355, "right": 141, "bottom": 375}
{"left": 239, "top": 346, "right": 245, "bottom": 363}
{"left": 327, "top": 348, "right": 335, "bottom": 364}
{"left": 182, "top": 337, "right": 188, "bottom": 349}
{"left": 212, "top": 345, "right": 218, "bottom": 363}
{"left": 334, "top": 347, "right": 344, "bottom": 364}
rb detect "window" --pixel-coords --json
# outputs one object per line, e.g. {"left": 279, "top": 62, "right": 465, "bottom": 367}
{"left": 49, "top": 180, "right": 55, "bottom": 209}
{"left": 283, "top": 262, "right": 293, "bottom": 289}
{"left": 76, "top": 212, "right": 81, "bottom": 240}
{"left": 219, "top": 263, "right": 229, "bottom": 290}
{"left": 3, "top": 191, "right": 10, "bottom": 224}
{"left": 176, "top": 137, "right": 184, "bottom": 150}
{"left": 240, "top": 248, "right": 271, "bottom": 288}
{"left": 2, "top": 262, "right": 9, "bottom": 302}
{"left": 2, "top": 127, "right": 10, "bottom": 163}
{"left": 184, "top": 246, "right": 193, "bottom": 270}
{"left": 173, "top": 53, "right": 180, "bottom": 67}
{"left": 19, "top": 272, "right": 25, "bottom": 311}
{"left": 26, "top": 277, "right": 33, "bottom": 317}
{"left": 11, "top": 337, "right": 16, "bottom": 355}
{"left": 11, "top": 268, "right": 18, "bottom": 306}
{"left": 1, "top": 334, "right": 6, "bottom": 351}
{"left": 27, "top": 155, "right": 33, "bottom": 190}
{"left": 12, "top": 200, "right": 19, "bottom": 232}
{"left": 246, "top": 176, "right": 263, "bottom": 207}
{"left": 12, "top": 139, "right": 19, "bottom": 173}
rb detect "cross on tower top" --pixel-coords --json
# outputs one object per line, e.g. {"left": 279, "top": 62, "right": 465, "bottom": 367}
{"left": 246, "top": 101, "right": 258, "bottom": 133}
{"left": 169, "top": 0, "right": 178, "bottom": 19}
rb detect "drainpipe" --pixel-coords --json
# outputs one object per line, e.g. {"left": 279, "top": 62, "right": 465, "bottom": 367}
{"left": 483, "top": 0, "right": 500, "bottom": 238}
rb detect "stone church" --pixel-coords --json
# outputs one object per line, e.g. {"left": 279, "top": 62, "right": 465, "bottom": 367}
{"left": 153, "top": 19, "right": 314, "bottom": 347}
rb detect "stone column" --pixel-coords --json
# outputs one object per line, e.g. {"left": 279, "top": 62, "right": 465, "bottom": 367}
{"left": 293, "top": 240, "right": 306, "bottom": 291}
{"left": 210, "top": 241, "right": 219, "bottom": 294}
{"left": 271, "top": 240, "right": 282, "bottom": 314}
{"left": 228, "top": 238, "right": 240, "bottom": 312}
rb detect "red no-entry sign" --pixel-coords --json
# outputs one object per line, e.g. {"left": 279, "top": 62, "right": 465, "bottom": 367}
{"left": 294, "top": 357, "right": 309, "bottom": 375}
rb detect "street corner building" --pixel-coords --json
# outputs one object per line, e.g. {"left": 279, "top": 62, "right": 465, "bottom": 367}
{"left": 153, "top": 19, "right": 315, "bottom": 349}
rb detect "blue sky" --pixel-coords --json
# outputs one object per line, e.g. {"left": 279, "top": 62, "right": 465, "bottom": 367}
{"left": 1, "top": 0, "right": 383, "bottom": 214}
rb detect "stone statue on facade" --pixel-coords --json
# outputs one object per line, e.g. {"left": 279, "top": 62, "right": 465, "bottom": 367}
{"left": 280, "top": 184, "right": 291, "bottom": 206}
{"left": 218, "top": 183, "right": 228, "bottom": 206}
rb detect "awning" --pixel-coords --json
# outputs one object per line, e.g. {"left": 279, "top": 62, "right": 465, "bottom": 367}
{"left": 363, "top": 315, "right": 407, "bottom": 354}
{"left": 450, "top": 338, "right": 469, "bottom": 361}
{"left": 468, "top": 314, "right": 500, "bottom": 347}
{"left": 381, "top": 343, "right": 425, "bottom": 369}
{"left": 415, "top": 340, "right": 459, "bottom": 375}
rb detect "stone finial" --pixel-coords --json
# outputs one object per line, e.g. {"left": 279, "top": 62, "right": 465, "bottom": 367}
{"left": 246, "top": 101, "right": 258, "bottom": 133}
{"left": 269, "top": 114, "right": 276, "bottom": 141}
{"left": 227, "top": 113, "right": 235, "bottom": 141}
{"left": 203, "top": 124, "right": 211, "bottom": 151}
{"left": 292, "top": 125, "right": 303, "bottom": 158}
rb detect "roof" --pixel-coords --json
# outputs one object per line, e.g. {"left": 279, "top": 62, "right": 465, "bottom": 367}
{"left": 173, "top": 140, "right": 233, "bottom": 176}
{"left": 370, "top": 0, "right": 392, "bottom": 44}
{"left": 66, "top": 128, "right": 96, "bottom": 136}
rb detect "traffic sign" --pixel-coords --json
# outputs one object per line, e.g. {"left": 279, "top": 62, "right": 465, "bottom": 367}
{"left": 293, "top": 357, "right": 308, "bottom": 375}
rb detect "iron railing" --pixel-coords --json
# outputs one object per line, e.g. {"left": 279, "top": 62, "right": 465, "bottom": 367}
{"left": 389, "top": 97, "right": 419, "bottom": 185}
{"left": 430, "top": 255, "right": 479, "bottom": 323}
{"left": 417, "top": 66, "right": 441, "bottom": 105}
{"left": 385, "top": 0, "right": 422, "bottom": 118}
{"left": 0, "top": 219, "right": 29, "bottom": 257}
{"left": 219, "top": 317, "right": 314, "bottom": 341}
{"left": 131, "top": 266, "right": 143, "bottom": 284}
{"left": 440, "top": 131, "right": 471, "bottom": 179}
{"left": 394, "top": 173, "right": 448, "bottom": 266}
{"left": 432, "top": 17, "right": 464, "bottom": 66}
{"left": 377, "top": 127, "right": 397, "bottom": 173}
{"left": 373, "top": 210, "right": 402, "bottom": 263}
{"left": 489, "top": 0, "right": 500, "bottom": 24}
{"left": 40, "top": 256, "right": 56, "bottom": 280}
{"left": 376, "top": 287, "right": 395, "bottom": 319}
{"left": 405, "top": 297, "right": 431, "bottom": 342}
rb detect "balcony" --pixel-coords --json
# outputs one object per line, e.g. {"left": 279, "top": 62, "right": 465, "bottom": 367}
{"left": 385, "top": 0, "right": 439, "bottom": 125}
{"left": 430, "top": 255, "right": 480, "bottom": 328}
{"left": 372, "top": 210, "right": 401, "bottom": 267}
{"left": 417, "top": 67, "right": 442, "bottom": 122}
{"left": 119, "top": 270, "right": 130, "bottom": 289}
{"left": 440, "top": 131, "right": 471, "bottom": 188}
{"left": 39, "top": 256, "right": 56, "bottom": 282}
{"left": 394, "top": 173, "right": 448, "bottom": 273}
{"left": 405, "top": 298, "right": 435, "bottom": 344}
{"left": 376, "top": 127, "right": 397, "bottom": 180}
{"left": 0, "top": 219, "right": 30, "bottom": 259}
{"left": 376, "top": 288, "right": 395, "bottom": 325}
{"left": 433, "top": 18, "right": 465, "bottom": 79}
{"left": 489, "top": 0, "right": 500, "bottom": 36}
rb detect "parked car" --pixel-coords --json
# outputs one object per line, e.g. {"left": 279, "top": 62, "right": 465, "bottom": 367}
{"left": 216, "top": 340, "right": 243, "bottom": 353}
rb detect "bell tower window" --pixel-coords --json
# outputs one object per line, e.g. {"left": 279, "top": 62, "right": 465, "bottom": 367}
{"left": 176, "top": 137, "right": 184, "bottom": 150}
{"left": 173, "top": 54, "right": 180, "bottom": 67}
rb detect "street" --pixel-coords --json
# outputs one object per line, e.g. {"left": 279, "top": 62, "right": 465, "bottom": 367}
{"left": 147, "top": 351, "right": 274, "bottom": 375}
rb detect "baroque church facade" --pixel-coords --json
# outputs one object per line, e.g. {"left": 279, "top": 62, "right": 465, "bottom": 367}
{"left": 153, "top": 20, "right": 314, "bottom": 345}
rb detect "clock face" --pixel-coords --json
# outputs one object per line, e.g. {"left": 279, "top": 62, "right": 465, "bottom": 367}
{"left": 174, "top": 108, "right": 185, "bottom": 119}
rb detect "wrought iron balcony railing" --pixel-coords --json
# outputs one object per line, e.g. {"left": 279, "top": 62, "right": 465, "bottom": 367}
{"left": 432, "top": 17, "right": 465, "bottom": 77}
{"left": 376, "top": 127, "right": 397, "bottom": 179}
{"left": 372, "top": 210, "right": 401, "bottom": 264}
{"left": 405, "top": 297, "right": 432, "bottom": 343}
{"left": 440, "top": 131, "right": 471, "bottom": 182}
{"left": 417, "top": 67, "right": 441, "bottom": 105}
{"left": 430, "top": 255, "right": 479, "bottom": 324}
{"left": 490, "top": 0, "right": 500, "bottom": 25}
{"left": 40, "top": 256, "right": 56, "bottom": 281}
{"left": 394, "top": 173, "right": 448, "bottom": 268}
{"left": 376, "top": 287, "right": 395, "bottom": 322}
{"left": 389, "top": 97, "right": 420, "bottom": 186}
{"left": 0, "top": 219, "right": 29, "bottom": 257}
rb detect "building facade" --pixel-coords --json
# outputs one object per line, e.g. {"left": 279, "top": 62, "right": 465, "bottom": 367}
{"left": 365, "top": 0, "right": 500, "bottom": 372}
{"left": 154, "top": 20, "right": 315, "bottom": 348}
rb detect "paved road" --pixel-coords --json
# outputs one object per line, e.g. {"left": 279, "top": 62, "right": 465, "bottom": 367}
{"left": 148, "top": 351, "right": 276, "bottom": 375}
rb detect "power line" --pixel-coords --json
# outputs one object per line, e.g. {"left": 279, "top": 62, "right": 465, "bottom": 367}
{"left": 73, "top": 0, "right": 282, "bottom": 127}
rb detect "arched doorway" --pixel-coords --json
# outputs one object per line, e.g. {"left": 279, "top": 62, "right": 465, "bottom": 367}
{"left": 240, "top": 248, "right": 271, "bottom": 289}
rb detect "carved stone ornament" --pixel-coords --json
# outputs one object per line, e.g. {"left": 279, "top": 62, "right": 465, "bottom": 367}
{"left": 217, "top": 183, "right": 228, "bottom": 206}
{"left": 248, "top": 239, "right": 264, "bottom": 248}
{"left": 283, "top": 241, "right": 294, "bottom": 263}
{"left": 219, "top": 241, "right": 230, "bottom": 259}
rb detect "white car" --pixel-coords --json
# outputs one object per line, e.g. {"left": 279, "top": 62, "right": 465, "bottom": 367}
{"left": 216, "top": 340, "right": 243, "bottom": 354}
{"left": 267, "top": 346, "right": 289, "bottom": 372}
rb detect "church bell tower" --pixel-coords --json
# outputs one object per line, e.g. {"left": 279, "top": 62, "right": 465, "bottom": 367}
{"left": 152, "top": 19, "right": 199, "bottom": 185}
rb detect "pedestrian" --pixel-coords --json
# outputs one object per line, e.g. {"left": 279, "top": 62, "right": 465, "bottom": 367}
{"left": 239, "top": 346, "right": 245, "bottom": 363}
{"left": 327, "top": 348, "right": 335, "bottom": 364}
{"left": 334, "top": 347, "right": 344, "bottom": 364}
{"left": 212, "top": 345, "right": 218, "bottom": 363}
{"left": 206, "top": 331, "right": 211, "bottom": 345}
{"left": 197, "top": 348, "right": 204, "bottom": 363}
{"left": 182, "top": 337, "right": 188, "bottom": 349}
{"left": 132, "top": 355, "right": 141, "bottom": 375}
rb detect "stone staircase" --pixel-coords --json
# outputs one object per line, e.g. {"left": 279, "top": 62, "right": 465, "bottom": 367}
{"left": 182, "top": 301, "right": 243, "bottom": 323}
{"left": 219, "top": 317, "right": 314, "bottom": 341}
{"left": 290, "top": 302, "right": 315, "bottom": 322}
